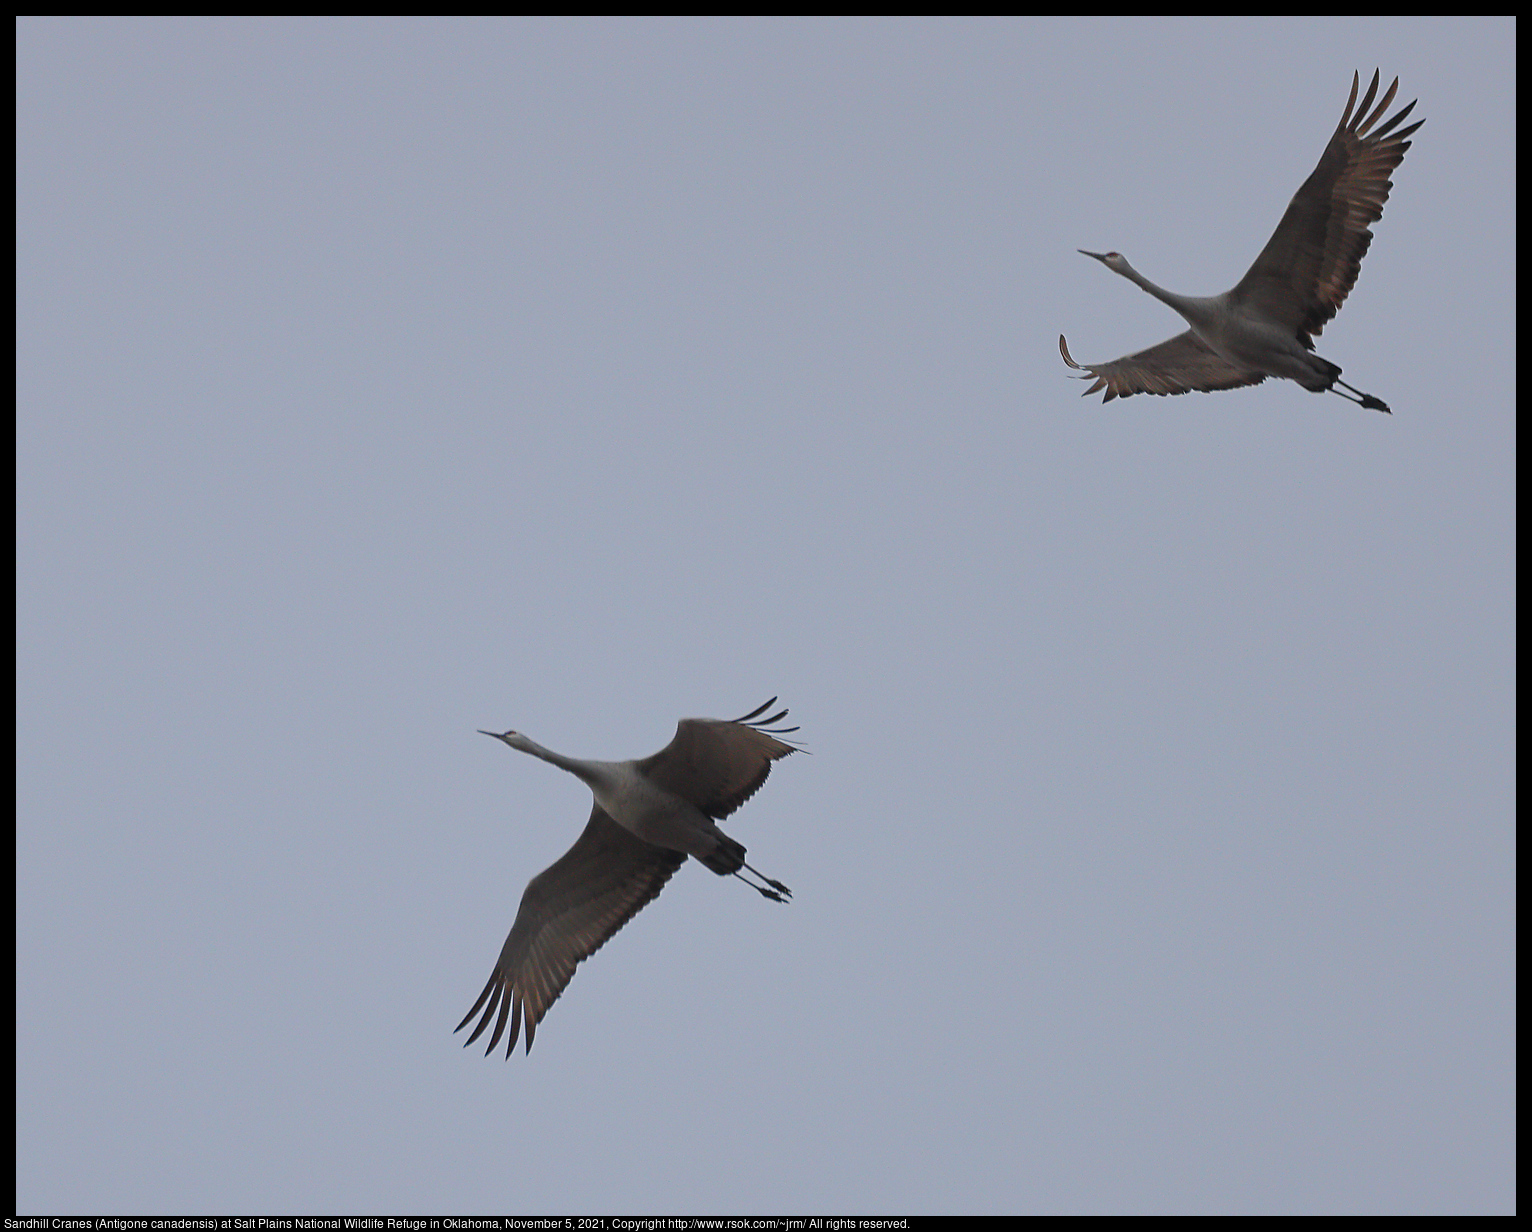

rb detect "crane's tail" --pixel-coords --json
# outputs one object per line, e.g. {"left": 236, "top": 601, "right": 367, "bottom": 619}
{"left": 701, "top": 833, "right": 746, "bottom": 875}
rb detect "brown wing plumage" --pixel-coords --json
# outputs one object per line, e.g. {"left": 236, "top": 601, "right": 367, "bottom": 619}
{"left": 1231, "top": 71, "right": 1423, "bottom": 343}
{"left": 1059, "top": 331, "right": 1266, "bottom": 402}
{"left": 456, "top": 805, "right": 685, "bottom": 1057}
{"left": 635, "top": 697, "right": 801, "bottom": 819}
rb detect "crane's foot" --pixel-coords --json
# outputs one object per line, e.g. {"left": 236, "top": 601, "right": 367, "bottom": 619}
{"left": 1333, "top": 378, "right": 1391, "bottom": 414}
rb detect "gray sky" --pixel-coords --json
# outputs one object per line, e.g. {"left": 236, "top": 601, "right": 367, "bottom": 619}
{"left": 17, "top": 17, "right": 1513, "bottom": 1215}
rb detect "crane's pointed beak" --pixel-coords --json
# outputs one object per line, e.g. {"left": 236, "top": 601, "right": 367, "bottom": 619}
{"left": 479, "top": 729, "right": 507, "bottom": 741}
{"left": 1078, "top": 249, "right": 1109, "bottom": 261}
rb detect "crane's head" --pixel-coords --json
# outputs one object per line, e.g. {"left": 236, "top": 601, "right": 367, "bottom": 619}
{"left": 1079, "top": 249, "right": 1134, "bottom": 277}
{"left": 480, "top": 729, "right": 556, "bottom": 764}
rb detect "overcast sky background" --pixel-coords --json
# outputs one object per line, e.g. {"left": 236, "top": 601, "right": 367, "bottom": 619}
{"left": 17, "top": 17, "right": 1514, "bottom": 1215}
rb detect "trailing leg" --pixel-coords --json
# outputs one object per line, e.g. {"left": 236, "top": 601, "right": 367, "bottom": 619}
{"left": 1328, "top": 380, "right": 1391, "bottom": 413}
{"left": 734, "top": 863, "right": 791, "bottom": 902}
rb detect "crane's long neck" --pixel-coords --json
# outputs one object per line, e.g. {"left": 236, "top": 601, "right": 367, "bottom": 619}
{"left": 508, "top": 735, "right": 607, "bottom": 788}
{"left": 1115, "top": 261, "right": 1215, "bottom": 330}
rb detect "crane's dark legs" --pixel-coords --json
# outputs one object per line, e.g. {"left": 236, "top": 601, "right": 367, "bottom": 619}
{"left": 1330, "top": 380, "right": 1391, "bottom": 414}
{"left": 706, "top": 832, "right": 791, "bottom": 901}
{"left": 734, "top": 864, "right": 792, "bottom": 902}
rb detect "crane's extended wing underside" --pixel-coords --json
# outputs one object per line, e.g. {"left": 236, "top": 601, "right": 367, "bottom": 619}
{"left": 456, "top": 805, "right": 685, "bottom": 1057}
{"left": 1232, "top": 71, "right": 1423, "bottom": 339}
{"left": 637, "top": 699, "right": 800, "bottom": 819}
{"left": 1059, "top": 332, "right": 1267, "bottom": 402}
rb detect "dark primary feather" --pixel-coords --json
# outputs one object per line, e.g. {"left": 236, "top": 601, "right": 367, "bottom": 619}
{"left": 456, "top": 805, "right": 685, "bottom": 1058}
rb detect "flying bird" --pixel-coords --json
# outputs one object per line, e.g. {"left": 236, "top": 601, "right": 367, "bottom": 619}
{"left": 1060, "top": 71, "right": 1422, "bottom": 413}
{"left": 457, "top": 699, "right": 800, "bottom": 1056}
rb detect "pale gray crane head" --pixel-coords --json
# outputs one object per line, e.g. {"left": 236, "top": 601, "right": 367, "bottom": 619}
{"left": 479, "top": 729, "right": 532, "bottom": 753}
{"left": 1079, "top": 249, "right": 1136, "bottom": 278}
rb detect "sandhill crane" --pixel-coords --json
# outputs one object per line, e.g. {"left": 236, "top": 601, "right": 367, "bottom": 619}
{"left": 1060, "top": 71, "right": 1422, "bottom": 414}
{"left": 457, "top": 699, "right": 800, "bottom": 1056}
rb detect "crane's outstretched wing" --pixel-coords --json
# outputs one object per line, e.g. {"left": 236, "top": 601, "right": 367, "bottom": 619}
{"left": 456, "top": 805, "right": 685, "bottom": 1057}
{"left": 1231, "top": 70, "right": 1422, "bottom": 343}
{"left": 635, "top": 698, "right": 800, "bottom": 819}
{"left": 1059, "top": 332, "right": 1266, "bottom": 402}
